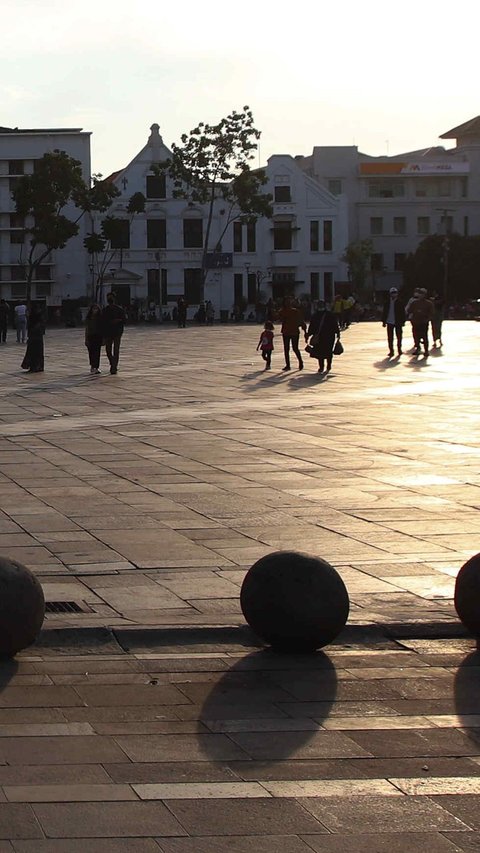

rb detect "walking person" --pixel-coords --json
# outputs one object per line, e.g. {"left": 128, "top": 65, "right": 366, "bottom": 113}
{"left": 382, "top": 287, "right": 405, "bottom": 357}
{"left": 408, "top": 288, "right": 434, "bottom": 356}
{"left": 256, "top": 320, "right": 274, "bottom": 370}
{"left": 0, "top": 299, "right": 9, "bottom": 344}
{"left": 205, "top": 300, "right": 215, "bottom": 325}
{"left": 84, "top": 303, "right": 103, "bottom": 374}
{"left": 278, "top": 296, "right": 306, "bottom": 371}
{"left": 332, "top": 294, "right": 346, "bottom": 330}
{"left": 177, "top": 297, "right": 187, "bottom": 328}
{"left": 14, "top": 302, "right": 27, "bottom": 343}
{"left": 21, "top": 305, "right": 45, "bottom": 373}
{"left": 102, "top": 292, "right": 125, "bottom": 375}
{"left": 431, "top": 291, "right": 444, "bottom": 348}
{"left": 306, "top": 300, "right": 340, "bottom": 373}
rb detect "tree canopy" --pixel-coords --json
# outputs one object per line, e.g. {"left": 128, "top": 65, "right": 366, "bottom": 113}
{"left": 156, "top": 106, "right": 272, "bottom": 290}
{"left": 403, "top": 234, "right": 480, "bottom": 303}
{"left": 12, "top": 152, "right": 119, "bottom": 304}
{"left": 341, "top": 239, "right": 374, "bottom": 295}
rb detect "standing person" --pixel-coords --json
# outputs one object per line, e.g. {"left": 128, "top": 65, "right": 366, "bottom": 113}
{"left": 431, "top": 291, "right": 444, "bottom": 348}
{"left": 306, "top": 300, "right": 340, "bottom": 373}
{"left": 14, "top": 302, "right": 27, "bottom": 344}
{"left": 278, "top": 296, "right": 306, "bottom": 371}
{"left": 256, "top": 320, "right": 274, "bottom": 370}
{"left": 408, "top": 288, "right": 434, "bottom": 356}
{"left": 102, "top": 292, "right": 125, "bottom": 375}
{"left": 177, "top": 297, "right": 187, "bottom": 328}
{"left": 84, "top": 303, "right": 103, "bottom": 374}
{"left": 21, "top": 306, "right": 45, "bottom": 373}
{"left": 0, "top": 299, "right": 9, "bottom": 344}
{"left": 332, "top": 294, "right": 345, "bottom": 330}
{"left": 205, "top": 300, "right": 215, "bottom": 325}
{"left": 343, "top": 294, "right": 356, "bottom": 328}
{"left": 382, "top": 287, "right": 405, "bottom": 357}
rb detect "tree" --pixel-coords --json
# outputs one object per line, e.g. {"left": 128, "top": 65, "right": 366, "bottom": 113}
{"left": 12, "top": 153, "right": 119, "bottom": 306}
{"left": 341, "top": 240, "right": 373, "bottom": 296}
{"left": 403, "top": 234, "right": 480, "bottom": 303}
{"left": 84, "top": 188, "right": 146, "bottom": 300}
{"left": 156, "top": 106, "right": 272, "bottom": 296}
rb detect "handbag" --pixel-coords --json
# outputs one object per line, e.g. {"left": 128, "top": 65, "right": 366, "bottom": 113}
{"left": 333, "top": 339, "right": 344, "bottom": 355}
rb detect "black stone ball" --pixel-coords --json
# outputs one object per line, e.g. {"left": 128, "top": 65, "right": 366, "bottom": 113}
{"left": 455, "top": 553, "right": 480, "bottom": 636}
{"left": 0, "top": 557, "right": 45, "bottom": 658}
{"left": 240, "top": 550, "right": 349, "bottom": 652}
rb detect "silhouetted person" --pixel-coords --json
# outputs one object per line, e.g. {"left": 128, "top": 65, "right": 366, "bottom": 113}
{"left": 102, "top": 293, "right": 125, "bottom": 375}
{"left": 382, "top": 287, "right": 405, "bottom": 357}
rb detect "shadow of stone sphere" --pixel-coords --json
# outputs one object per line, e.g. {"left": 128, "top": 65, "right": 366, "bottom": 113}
{"left": 454, "top": 649, "right": 480, "bottom": 727}
{"left": 199, "top": 649, "right": 337, "bottom": 761}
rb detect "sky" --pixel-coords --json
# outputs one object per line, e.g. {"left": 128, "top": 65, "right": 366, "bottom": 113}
{"left": 2, "top": 0, "right": 478, "bottom": 176}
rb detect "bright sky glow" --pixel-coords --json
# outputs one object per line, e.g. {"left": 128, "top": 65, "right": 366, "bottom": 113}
{"left": 3, "top": 0, "right": 477, "bottom": 176}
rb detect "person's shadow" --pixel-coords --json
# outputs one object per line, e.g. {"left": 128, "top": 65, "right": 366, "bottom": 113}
{"left": 373, "top": 355, "right": 401, "bottom": 371}
{"left": 199, "top": 649, "right": 337, "bottom": 761}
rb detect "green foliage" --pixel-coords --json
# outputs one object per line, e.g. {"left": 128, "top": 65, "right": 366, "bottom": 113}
{"left": 403, "top": 234, "right": 480, "bottom": 302}
{"left": 341, "top": 240, "right": 373, "bottom": 293}
{"left": 126, "top": 192, "right": 146, "bottom": 215}
{"left": 156, "top": 106, "right": 272, "bottom": 289}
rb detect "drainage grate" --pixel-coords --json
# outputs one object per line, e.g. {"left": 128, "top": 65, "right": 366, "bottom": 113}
{"left": 45, "top": 601, "right": 88, "bottom": 614}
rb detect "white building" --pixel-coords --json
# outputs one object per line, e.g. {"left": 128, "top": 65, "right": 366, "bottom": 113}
{"left": 96, "top": 124, "right": 348, "bottom": 316}
{"left": 0, "top": 125, "right": 91, "bottom": 315}
{"left": 297, "top": 115, "right": 480, "bottom": 294}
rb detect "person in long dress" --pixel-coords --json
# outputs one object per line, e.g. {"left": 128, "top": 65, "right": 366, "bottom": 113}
{"left": 306, "top": 300, "right": 340, "bottom": 373}
{"left": 21, "top": 306, "right": 45, "bottom": 373}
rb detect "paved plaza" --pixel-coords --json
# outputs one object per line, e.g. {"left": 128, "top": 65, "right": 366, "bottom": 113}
{"left": 1, "top": 319, "right": 480, "bottom": 848}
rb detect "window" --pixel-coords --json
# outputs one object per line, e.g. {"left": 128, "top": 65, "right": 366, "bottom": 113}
{"left": 323, "top": 220, "right": 333, "bottom": 251}
{"left": 234, "top": 273, "right": 243, "bottom": 306}
{"left": 147, "top": 268, "right": 167, "bottom": 303}
{"left": 310, "top": 221, "right": 319, "bottom": 252}
{"left": 146, "top": 174, "right": 166, "bottom": 198}
{"left": 10, "top": 266, "right": 26, "bottom": 281}
{"left": 440, "top": 215, "right": 453, "bottom": 234}
{"left": 35, "top": 265, "right": 51, "bottom": 280}
{"left": 8, "top": 160, "right": 24, "bottom": 175}
{"left": 247, "top": 273, "right": 257, "bottom": 304}
{"left": 393, "top": 217, "right": 406, "bottom": 235}
{"left": 110, "top": 220, "right": 130, "bottom": 249}
{"left": 417, "top": 216, "right": 430, "bottom": 235}
{"left": 323, "top": 272, "right": 333, "bottom": 304}
{"left": 184, "top": 268, "right": 203, "bottom": 303}
{"left": 370, "top": 217, "right": 383, "bottom": 236}
{"left": 11, "top": 283, "right": 26, "bottom": 298}
{"left": 310, "top": 272, "right": 319, "bottom": 300}
{"left": 35, "top": 283, "right": 51, "bottom": 297}
{"left": 328, "top": 179, "right": 342, "bottom": 196}
{"left": 9, "top": 213, "right": 24, "bottom": 244}
{"left": 415, "top": 178, "right": 452, "bottom": 198}
{"left": 371, "top": 253, "right": 384, "bottom": 272}
{"left": 233, "top": 221, "right": 242, "bottom": 252}
{"left": 368, "top": 179, "right": 405, "bottom": 198}
{"left": 394, "top": 253, "right": 406, "bottom": 271}
{"left": 246, "top": 222, "right": 256, "bottom": 252}
{"left": 273, "top": 221, "right": 292, "bottom": 250}
{"left": 274, "top": 186, "right": 291, "bottom": 202}
{"left": 147, "top": 219, "right": 166, "bottom": 249}
{"left": 461, "top": 177, "right": 468, "bottom": 198}
{"left": 183, "top": 219, "right": 203, "bottom": 248}
{"left": 9, "top": 177, "right": 20, "bottom": 194}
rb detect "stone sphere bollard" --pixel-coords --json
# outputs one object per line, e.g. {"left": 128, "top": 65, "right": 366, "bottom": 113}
{"left": 0, "top": 557, "right": 45, "bottom": 658}
{"left": 240, "top": 550, "right": 349, "bottom": 652}
{"left": 455, "top": 553, "right": 480, "bottom": 636}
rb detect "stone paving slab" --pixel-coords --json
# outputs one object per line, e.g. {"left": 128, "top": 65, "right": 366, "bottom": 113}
{"left": 0, "top": 321, "right": 479, "bottom": 635}
{"left": 0, "top": 637, "right": 479, "bottom": 846}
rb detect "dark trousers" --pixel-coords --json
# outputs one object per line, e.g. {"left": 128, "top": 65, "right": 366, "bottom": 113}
{"left": 282, "top": 333, "right": 303, "bottom": 368}
{"left": 318, "top": 354, "right": 333, "bottom": 372}
{"left": 0, "top": 324, "right": 7, "bottom": 343}
{"left": 105, "top": 335, "right": 122, "bottom": 371}
{"left": 386, "top": 323, "right": 403, "bottom": 353}
{"left": 261, "top": 349, "right": 272, "bottom": 367}
{"left": 412, "top": 322, "right": 429, "bottom": 353}
{"left": 87, "top": 337, "right": 102, "bottom": 369}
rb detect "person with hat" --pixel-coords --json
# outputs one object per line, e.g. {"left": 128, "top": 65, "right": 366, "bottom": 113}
{"left": 381, "top": 287, "right": 405, "bottom": 357}
{"left": 407, "top": 288, "right": 434, "bottom": 356}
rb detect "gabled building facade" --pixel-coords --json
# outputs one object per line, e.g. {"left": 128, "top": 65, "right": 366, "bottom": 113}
{"left": 297, "top": 116, "right": 480, "bottom": 295}
{"left": 0, "top": 125, "right": 91, "bottom": 312}
{"left": 96, "top": 124, "right": 348, "bottom": 316}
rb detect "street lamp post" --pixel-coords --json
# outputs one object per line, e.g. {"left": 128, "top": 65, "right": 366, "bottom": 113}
{"left": 436, "top": 208, "right": 455, "bottom": 305}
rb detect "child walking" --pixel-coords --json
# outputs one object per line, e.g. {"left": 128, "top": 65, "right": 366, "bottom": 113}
{"left": 256, "top": 321, "right": 274, "bottom": 370}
